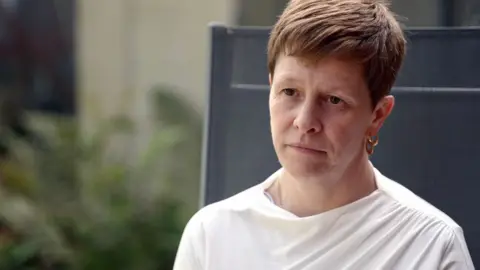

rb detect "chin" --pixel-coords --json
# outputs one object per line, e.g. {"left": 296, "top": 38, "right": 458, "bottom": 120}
{"left": 281, "top": 158, "right": 333, "bottom": 181}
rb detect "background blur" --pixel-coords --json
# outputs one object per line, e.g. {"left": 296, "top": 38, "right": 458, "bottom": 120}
{"left": 0, "top": 0, "right": 479, "bottom": 269}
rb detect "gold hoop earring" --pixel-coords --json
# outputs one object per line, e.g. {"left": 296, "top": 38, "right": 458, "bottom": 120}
{"left": 366, "top": 135, "right": 379, "bottom": 155}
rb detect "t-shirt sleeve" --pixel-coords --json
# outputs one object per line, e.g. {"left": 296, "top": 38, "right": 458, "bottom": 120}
{"left": 440, "top": 226, "right": 475, "bottom": 270}
{"left": 173, "top": 213, "right": 205, "bottom": 270}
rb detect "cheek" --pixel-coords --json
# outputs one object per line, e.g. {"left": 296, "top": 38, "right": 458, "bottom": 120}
{"left": 324, "top": 111, "right": 368, "bottom": 148}
{"left": 270, "top": 101, "right": 294, "bottom": 130}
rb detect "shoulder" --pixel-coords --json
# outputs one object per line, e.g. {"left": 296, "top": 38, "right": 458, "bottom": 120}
{"left": 174, "top": 185, "right": 262, "bottom": 269}
{"left": 374, "top": 167, "right": 460, "bottom": 229}
{"left": 183, "top": 183, "right": 262, "bottom": 235}
{"left": 374, "top": 168, "right": 474, "bottom": 268}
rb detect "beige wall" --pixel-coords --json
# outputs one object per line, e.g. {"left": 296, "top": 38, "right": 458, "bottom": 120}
{"left": 78, "top": 0, "right": 236, "bottom": 134}
{"left": 77, "top": 0, "right": 237, "bottom": 209}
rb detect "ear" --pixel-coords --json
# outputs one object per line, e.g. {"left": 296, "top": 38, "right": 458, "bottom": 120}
{"left": 367, "top": 95, "right": 395, "bottom": 136}
{"left": 269, "top": 73, "right": 272, "bottom": 85}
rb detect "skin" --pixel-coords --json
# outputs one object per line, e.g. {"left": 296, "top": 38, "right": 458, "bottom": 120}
{"left": 267, "top": 54, "right": 394, "bottom": 217}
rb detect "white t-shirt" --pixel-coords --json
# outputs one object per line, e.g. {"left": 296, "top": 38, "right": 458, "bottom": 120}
{"left": 174, "top": 167, "right": 475, "bottom": 270}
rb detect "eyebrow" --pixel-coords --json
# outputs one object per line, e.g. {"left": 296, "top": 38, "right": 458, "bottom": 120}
{"left": 273, "top": 74, "right": 360, "bottom": 100}
{"left": 275, "top": 77, "right": 350, "bottom": 93}
{"left": 273, "top": 76, "right": 301, "bottom": 86}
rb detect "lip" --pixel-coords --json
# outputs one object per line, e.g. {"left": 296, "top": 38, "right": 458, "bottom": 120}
{"left": 288, "top": 144, "right": 325, "bottom": 155}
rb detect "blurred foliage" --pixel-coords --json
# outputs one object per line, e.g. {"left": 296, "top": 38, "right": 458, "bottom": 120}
{"left": 0, "top": 86, "right": 202, "bottom": 269}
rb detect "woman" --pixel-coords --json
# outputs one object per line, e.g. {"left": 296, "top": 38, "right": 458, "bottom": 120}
{"left": 174, "top": 0, "right": 474, "bottom": 269}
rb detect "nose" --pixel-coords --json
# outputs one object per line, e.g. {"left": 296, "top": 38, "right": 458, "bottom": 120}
{"left": 293, "top": 102, "right": 322, "bottom": 134}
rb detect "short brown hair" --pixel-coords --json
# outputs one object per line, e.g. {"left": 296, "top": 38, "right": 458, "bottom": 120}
{"left": 267, "top": 0, "right": 406, "bottom": 106}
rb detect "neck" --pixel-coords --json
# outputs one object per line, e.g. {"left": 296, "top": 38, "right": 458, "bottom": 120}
{"left": 268, "top": 155, "right": 377, "bottom": 217}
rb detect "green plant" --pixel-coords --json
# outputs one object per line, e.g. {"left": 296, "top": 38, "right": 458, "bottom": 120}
{"left": 0, "top": 86, "right": 202, "bottom": 269}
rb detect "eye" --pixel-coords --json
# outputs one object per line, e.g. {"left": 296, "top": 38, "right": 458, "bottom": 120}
{"left": 281, "top": 88, "right": 297, "bottom": 96}
{"left": 328, "top": 96, "right": 343, "bottom": 105}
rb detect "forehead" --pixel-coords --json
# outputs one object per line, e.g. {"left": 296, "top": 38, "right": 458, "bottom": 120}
{"left": 272, "top": 55, "right": 368, "bottom": 95}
